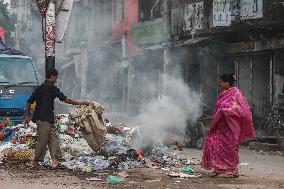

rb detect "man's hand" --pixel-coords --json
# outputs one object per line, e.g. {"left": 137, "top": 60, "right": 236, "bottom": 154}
{"left": 64, "top": 98, "right": 91, "bottom": 106}
{"left": 82, "top": 100, "right": 91, "bottom": 106}
{"left": 23, "top": 116, "right": 31, "bottom": 127}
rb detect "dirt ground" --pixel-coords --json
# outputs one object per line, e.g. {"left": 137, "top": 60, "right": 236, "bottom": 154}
{"left": 0, "top": 148, "right": 283, "bottom": 189}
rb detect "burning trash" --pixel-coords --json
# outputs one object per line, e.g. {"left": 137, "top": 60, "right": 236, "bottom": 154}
{"left": 0, "top": 102, "right": 201, "bottom": 180}
{"left": 136, "top": 149, "right": 144, "bottom": 161}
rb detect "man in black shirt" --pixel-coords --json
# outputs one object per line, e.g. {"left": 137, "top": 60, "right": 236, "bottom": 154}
{"left": 24, "top": 69, "right": 90, "bottom": 168}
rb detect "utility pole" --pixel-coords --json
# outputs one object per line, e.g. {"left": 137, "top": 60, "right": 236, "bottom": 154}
{"left": 45, "top": 0, "right": 56, "bottom": 74}
{"left": 162, "top": 0, "right": 171, "bottom": 94}
{"left": 122, "top": 34, "right": 129, "bottom": 112}
{"left": 35, "top": 0, "right": 73, "bottom": 76}
{"left": 80, "top": 43, "right": 88, "bottom": 98}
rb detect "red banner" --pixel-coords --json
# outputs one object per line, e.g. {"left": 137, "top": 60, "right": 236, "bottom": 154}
{"left": 0, "top": 27, "right": 5, "bottom": 41}
{"left": 35, "top": 0, "right": 49, "bottom": 17}
{"left": 111, "top": 0, "right": 138, "bottom": 54}
{"left": 125, "top": 0, "right": 138, "bottom": 53}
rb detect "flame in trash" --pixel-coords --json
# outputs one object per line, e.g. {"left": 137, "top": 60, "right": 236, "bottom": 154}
{"left": 175, "top": 141, "right": 183, "bottom": 151}
{"left": 136, "top": 149, "right": 144, "bottom": 161}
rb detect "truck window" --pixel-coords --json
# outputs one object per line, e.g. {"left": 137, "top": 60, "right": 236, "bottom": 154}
{"left": 0, "top": 57, "right": 37, "bottom": 85}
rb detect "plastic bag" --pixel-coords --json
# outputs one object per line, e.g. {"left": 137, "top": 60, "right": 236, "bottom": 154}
{"left": 83, "top": 166, "right": 93, "bottom": 173}
{"left": 106, "top": 175, "right": 126, "bottom": 184}
{"left": 180, "top": 166, "right": 195, "bottom": 173}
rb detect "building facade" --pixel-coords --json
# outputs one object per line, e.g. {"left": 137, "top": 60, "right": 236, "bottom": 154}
{"left": 111, "top": 0, "right": 284, "bottom": 125}
{"left": 9, "top": 0, "right": 284, "bottom": 124}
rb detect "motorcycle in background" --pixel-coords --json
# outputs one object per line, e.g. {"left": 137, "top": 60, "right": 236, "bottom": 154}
{"left": 184, "top": 104, "right": 213, "bottom": 150}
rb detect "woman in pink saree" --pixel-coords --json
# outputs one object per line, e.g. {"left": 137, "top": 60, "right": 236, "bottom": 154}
{"left": 201, "top": 73, "right": 255, "bottom": 178}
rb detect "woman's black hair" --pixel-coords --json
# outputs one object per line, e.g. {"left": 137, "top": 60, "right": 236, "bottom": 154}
{"left": 220, "top": 73, "right": 236, "bottom": 86}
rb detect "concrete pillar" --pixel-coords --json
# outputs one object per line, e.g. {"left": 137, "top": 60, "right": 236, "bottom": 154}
{"left": 162, "top": 0, "right": 172, "bottom": 94}
{"left": 162, "top": 0, "right": 170, "bottom": 40}
{"left": 127, "top": 59, "right": 135, "bottom": 114}
{"left": 163, "top": 48, "right": 171, "bottom": 93}
{"left": 14, "top": 0, "right": 24, "bottom": 49}
{"left": 80, "top": 46, "right": 88, "bottom": 98}
{"left": 121, "top": 34, "right": 129, "bottom": 112}
{"left": 73, "top": 54, "right": 82, "bottom": 98}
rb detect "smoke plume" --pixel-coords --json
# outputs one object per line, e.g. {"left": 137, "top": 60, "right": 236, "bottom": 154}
{"left": 130, "top": 75, "right": 202, "bottom": 146}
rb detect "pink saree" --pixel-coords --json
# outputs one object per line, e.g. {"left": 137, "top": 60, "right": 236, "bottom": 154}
{"left": 201, "top": 87, "right": 255, "bottom": 174}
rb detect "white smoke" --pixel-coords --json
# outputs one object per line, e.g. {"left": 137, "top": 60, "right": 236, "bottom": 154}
{"left": 130, "top": 75, "right": 202, "bottom": 145}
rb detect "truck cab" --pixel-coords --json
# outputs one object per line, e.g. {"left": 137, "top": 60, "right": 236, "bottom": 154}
{"left": 0, "top": 41, "right": 39, "bottom": 123}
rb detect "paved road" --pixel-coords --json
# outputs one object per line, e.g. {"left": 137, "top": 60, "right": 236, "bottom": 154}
{"left": 184, "top": 148, "right": 284, "bottom": 188}
{"left": 0, "top": 148, "right": 283, "bottom": 189}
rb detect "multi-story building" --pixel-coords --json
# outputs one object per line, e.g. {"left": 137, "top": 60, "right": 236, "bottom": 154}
{"left": 10, "top": 0, "right": 284, "bottom": 124}
{"left": 111, "top": 0, "right": 284, "bottom": 124}
{"left": 170, "top": 0, "right": 284, "bottom": 124}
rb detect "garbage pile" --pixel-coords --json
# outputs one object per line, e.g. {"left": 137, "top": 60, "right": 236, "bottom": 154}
{"left": 0, "top": 118, "right": 16, "bottom": 143}
{"left": 0, "top": 117, "right": 36, "bottom": 164}
{"left": 168, "top": 166, "right": 202, "bottom": 178}
{"left": 0, "top": 103, "right": 199, "bottom": 176}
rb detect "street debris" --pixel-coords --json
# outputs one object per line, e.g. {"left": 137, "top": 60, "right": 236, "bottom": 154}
{"left": 106, "top": 175, "right": 126, "bottom": 184}
{"left": 185, "top": 159, "right": 199, "bottom": 165}
{"left": 180, "top": 166, "right": 195, "bottom": 173}
{"left": 167, "top": 165, "right": 201, "bottom": 179}
{"left": 86, "top": 177, "right": 103, "bottom": 181}
{"left": 168, "top": 172, "right": 180, "bottom": 178}
{"left": 117, "top": 171, "right": 130, "bottom": 178}
{"left": 4, "top": 149, "right": 34, "bottom": 164}
{"left": 240, "top": 162, "right": 249, "bottom": 166}
{"left": 0, "top": 103, "right": 202, "bottom": 183}
{"left": 168, "top": 171, "right": 201, "bottom": 179}
{"left": 0, "top": 118, "right": 16, "bottom": 143}
{"left": 145, "top": 179, "right": 161, "bottom": 183}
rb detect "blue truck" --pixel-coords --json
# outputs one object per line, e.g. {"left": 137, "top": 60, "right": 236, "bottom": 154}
{"left": 0, "top": 40, "right": 39, "bottom": 123}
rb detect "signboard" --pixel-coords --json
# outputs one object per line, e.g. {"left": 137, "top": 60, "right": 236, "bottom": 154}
{"left": 240, "top": 0, "right": 263, "bottom": 20}
{"left": 184, "top": 2, "right": 204, "bottom": 34}
{"left": 213, "top": 0, "right": 263, "bottom": 27}
{"left": 131, "top": 18, "right": 164, "bottom": 45}
{"left": 213, "top": 0, "right": 237, "bottom": 27}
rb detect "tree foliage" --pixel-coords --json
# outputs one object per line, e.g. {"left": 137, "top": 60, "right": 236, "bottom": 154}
{"left": 0, "top": 0, "right": 15, "bottom": 44}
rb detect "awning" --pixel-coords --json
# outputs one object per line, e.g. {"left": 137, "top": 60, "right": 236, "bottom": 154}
{"left": 183, "top": 36, "right": 211, "bottom": 45}
{"left": 144, "top": 44, "right": 164, "bottom": 50}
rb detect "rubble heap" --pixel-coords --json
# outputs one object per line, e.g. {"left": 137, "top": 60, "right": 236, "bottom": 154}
{"left": 0, "top": 104, "right": 197, "bottom": 174}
